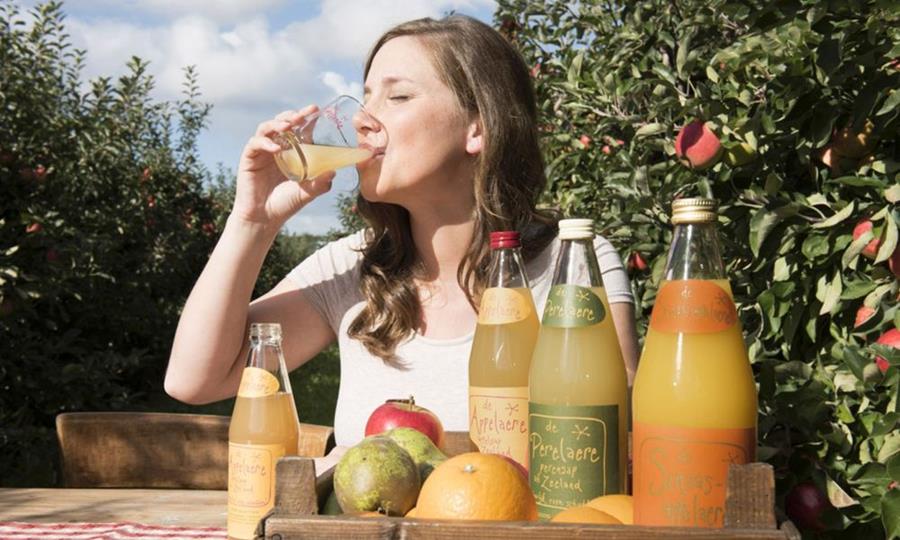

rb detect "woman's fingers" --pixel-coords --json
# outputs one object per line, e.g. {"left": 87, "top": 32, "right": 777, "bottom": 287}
{"left": 242, "top": 135, "right": 282, "bottom": 161}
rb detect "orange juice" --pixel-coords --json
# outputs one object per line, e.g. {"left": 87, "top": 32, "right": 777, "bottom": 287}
{"left": 632, "top": 200, "right": 757, "bottom": 528}
{"left": 469, "top": 232, "right": 539, "bottom": 471}
{"left": 228, "top": 324, "right": 299, "bottom": 539}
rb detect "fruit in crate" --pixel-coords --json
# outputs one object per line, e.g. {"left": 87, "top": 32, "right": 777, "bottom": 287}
{"left": 585, "top": 494, "right": 633, "bottom": 524}
{"left": 550, "top": 505, "right": 622, "bottom": 524}
{"left": 414, "top": 452, "right": 537, "bottom": 521}
{"left": 333, "top": 436, "right": 420, "bottom": 516}
{"left": 382, "top": 427, "right": 447, "bottom": 481}
{"left": 364, "top": 397, "right": 445, "bottom": 448}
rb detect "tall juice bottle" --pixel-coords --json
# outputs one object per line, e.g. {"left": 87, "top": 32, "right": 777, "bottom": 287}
{"left": 469, "top": 231, "right": 539, "bottom": 471}
{"left": 228, "top": 322, "right": 300, "bottom": 539}
{"left": 528, "top": 218, "right": 628, "bottom": 520}
{"left": 632, "top": 198, "right": 757, "bottom": 528}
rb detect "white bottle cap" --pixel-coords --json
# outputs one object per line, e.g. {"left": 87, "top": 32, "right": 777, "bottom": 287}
{"left": 558, "top": 218, "right": 595, "bottom": 240}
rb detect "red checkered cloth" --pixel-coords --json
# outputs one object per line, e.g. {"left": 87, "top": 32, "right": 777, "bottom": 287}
{"left": 0, "top": 522, "right": 226, "bottom": 540}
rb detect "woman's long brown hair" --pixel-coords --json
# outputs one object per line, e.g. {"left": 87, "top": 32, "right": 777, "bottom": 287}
{"left": 348, "top": 15, "right": 556, "bottom": 366}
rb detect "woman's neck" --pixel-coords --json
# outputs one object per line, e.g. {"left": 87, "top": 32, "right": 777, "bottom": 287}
{"left": 408, "top": 208, "right": 475, "bottom": 284}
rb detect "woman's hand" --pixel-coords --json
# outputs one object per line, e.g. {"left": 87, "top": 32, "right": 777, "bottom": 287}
{"left": 231, "top": 106, "right": 336, "bottom": 230}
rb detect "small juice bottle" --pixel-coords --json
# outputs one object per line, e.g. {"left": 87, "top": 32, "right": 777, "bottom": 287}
{"left": 469, "top": 231, "right": 539, "bottom": 471}
{"left": 528, "top": 219, "right": 628, "bottom": 520}
{"left": 228, "top": 323, "right": 299, "bottom": 539}
{"left": 632, "top": 198, "right": 757, "bottom": 528}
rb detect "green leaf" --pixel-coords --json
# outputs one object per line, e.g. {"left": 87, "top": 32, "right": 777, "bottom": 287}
{"left": 567, "top": 51, "right": 584, "bottom": 86}
{"left": 749, "top": 205, "right": 798, "bottom": 257}
{"left": 634, "top": 123, "right": 666, "bottom": 138}
{"left": 818, "top": 272, "right": 843, "bottom": 315}
{"left": 812, "top": 201, "right": 854, "bottom": 229}
{"left": 843, "top": 230, "right": 874, "bottom": 267}
{"left": 876, "top": 213, "right": 898, "bottom": 264}
{"left": 676, "top": 33, "right": 690, "bottom": 76}
{"left": 706, "top": 64, "right": 719, "bottom": 83}
{"left": 877, "top": 90, "right": 900, "bottom": 116}
{"left": 887, "top": 185, "right": 900, "bottom": 204}
{"left": 883, "top": 488, "right": 900, "bottom": 539}
{"left": 888, "top": 452, "right": 900, "bottom": 482}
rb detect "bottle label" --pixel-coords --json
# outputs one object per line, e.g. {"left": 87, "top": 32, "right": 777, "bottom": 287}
{"left": 632, "top": 422, "right": 756, "bottom": 528}
{"left": 227, "top": 442, "right": 287, "bottom": 539}
{"left": 650, "top": 280, "right": 737, "bottom": 334}
{"left": 469, "top": 386, "right": 529, "bottom": 470}
{"left": 477, "top": 288, "right": 533, "bottom": 325}
{"left": 528, "top": 402, "right": 620, "bottom": 519}
{"left": 541, "top": 285, "right": 606, "bottom": 328}
{"left": 237, "top": 366, "right": 280, "bottom": 398}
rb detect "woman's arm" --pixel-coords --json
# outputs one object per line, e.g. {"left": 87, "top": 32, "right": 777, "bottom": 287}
{"left": 165, "top": 107, "right": 336, "bottom": 404}
{"left": 609, "top": 301, "right": 640, "bottom": 387}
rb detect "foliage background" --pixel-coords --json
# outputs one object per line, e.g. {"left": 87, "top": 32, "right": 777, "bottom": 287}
{"left": 494, "top": 0, "right": 899, "bottom": 537}
{"left": 0, "top": 2, "right": 338, "bottom": 487}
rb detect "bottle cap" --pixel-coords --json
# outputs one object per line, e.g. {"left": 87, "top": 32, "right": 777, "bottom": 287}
{"left": 490, "top": 231, "right": 520, "bottom": 249}
{"left": 250, "top": 322, "right": 282, "bottom": 341}
{"left": 671, "top": 198, "right": 718, "bottom": 224}
{"left": 558, "top": 218, "right": 595, "bottom": 240}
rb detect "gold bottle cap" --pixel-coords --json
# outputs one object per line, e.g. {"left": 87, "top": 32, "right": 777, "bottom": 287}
{"left": 671, "top": 198, "right": 718, "bottom": 224}
{"left": 250, "top": 322, "right": 282, "bottom": 341}
{"left": 558, "top": 218, "right": 595, "bottom": 240}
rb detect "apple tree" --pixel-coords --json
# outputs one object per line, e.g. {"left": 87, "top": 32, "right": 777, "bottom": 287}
{"left": 495, "top": 0, "right": 898, "bottom": 537}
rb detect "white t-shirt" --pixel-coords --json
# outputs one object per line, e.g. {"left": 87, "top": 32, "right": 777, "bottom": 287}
{"left": 287, "top": 229, "right": 633, "bottom": 447}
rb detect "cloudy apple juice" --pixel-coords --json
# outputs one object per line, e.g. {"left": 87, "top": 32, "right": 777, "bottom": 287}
{"left": 469, "top": 232, "right": 539, "bottom": 472}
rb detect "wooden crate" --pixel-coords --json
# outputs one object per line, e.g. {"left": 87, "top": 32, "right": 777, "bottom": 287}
{"left": 260, "top": 432, "right": 800, "bottom": 540}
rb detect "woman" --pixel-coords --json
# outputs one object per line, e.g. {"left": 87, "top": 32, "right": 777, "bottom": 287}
{"left": 165, "top": 15, "right": 639, "bottom": 447}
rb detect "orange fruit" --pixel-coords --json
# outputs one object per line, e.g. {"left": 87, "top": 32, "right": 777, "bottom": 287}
{"left": 415, "top": 452, "right": 537, "bottom": 521}
{"left": 585, "top": 494, "right": 633, "bottom": 524}
{"left": 550, "top": 505, "right": 622, "bottom": 524}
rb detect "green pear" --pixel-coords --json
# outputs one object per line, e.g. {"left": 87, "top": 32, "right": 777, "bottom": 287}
{"left": 383, "top": 427, "right": 447, "bottom": 481}
{"left": 333, "top": 436, "right": 420, "bottom": 516}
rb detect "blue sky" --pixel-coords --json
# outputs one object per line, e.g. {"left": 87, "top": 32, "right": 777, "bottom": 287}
{"left": 17, "top": 0, "right": 497, "bottom": 234}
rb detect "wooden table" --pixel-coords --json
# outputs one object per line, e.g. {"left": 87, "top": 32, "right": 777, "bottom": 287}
{"left": 0, "top": 488, "right": 227, "bottom": 527}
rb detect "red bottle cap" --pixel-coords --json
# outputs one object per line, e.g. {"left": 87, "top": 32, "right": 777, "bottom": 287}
{"left": 490, "top": 231, "right": 520, "bottom": 249}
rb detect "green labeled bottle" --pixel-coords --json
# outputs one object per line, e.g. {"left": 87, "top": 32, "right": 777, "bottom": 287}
{"left": 528, "top": 218, "right": 628, "bottom": 520}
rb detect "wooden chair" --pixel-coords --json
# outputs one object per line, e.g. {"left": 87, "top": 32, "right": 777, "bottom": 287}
{"left": 56, "top": 412, "right": 335, "bottom": 489}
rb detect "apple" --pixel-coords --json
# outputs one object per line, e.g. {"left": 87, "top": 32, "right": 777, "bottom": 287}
{"left": 365, "top": 397, "right": 444, "bottom": 449}
{"left": 579, "top": 134, "right": 592, "bottom": 148}
{"left": 816, "top": 145, "right": 842, "bottom": 175}
{"left": 852, "top": 219, "right": 880, "bottom": 260}
{"left": 832, "top": 119, "right": 875, "bottom": 158}
{"left": 674, "top": 120, "right": 722, "bottom": 170}
{"left": 785, "top": 481, "right": 830, "bottom": 532}
{"left": 875, "top": 328, "right": 900, "bottom": 374}
{"left": 889, "top": 248, "right": 900, "bottom": 280}
{"left": 854, "top": 305, "right": 876, "bottom": 328}
{"left": 601, "top": 144, "right": 612, "bottom": 155}
{"left": 25, "top": 222, "right": 42, "bottom": 234}
{"left": 529, "top": 63, "right": 541, "bottom": 78}
{"left": 627, "top": 252, "right": 648, "bottom": 272}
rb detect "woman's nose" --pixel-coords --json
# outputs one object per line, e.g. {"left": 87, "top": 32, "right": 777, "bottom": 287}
{"left": 354, "top": 109, "right": 387, "bottom": 147}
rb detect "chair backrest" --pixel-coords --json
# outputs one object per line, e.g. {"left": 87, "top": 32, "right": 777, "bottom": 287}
{"left": 56, "top": 412, "right": 336, "bottom": 489}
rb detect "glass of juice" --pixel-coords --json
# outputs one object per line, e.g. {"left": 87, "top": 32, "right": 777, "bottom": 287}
{"left": 273, "top": 95, "right": 387, "bottom": 182}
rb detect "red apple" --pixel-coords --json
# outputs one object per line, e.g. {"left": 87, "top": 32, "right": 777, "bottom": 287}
{"left": 785, "top": 482, "right": 830, "bottom": 532}
{"left": 854, "top": 305, "right": 875, "bottom": 328}
{"left": 890, "top": 247, "right": 900, "bottom": 280}
{"left": 579, "top": 134, "right": 592, "bottom": 148}
{"left": 601, "top": 144, "right": 612, "bottom": 155}
{"left": 25, "top": 222, "right": 42, "bottom": 234}
{"left": 875, "top": 328, "right": 900, "bottom": 374}
{"left": 627, "top": 252, "right": 648, "bottom": 272}
{"left": 674, "top": 120, "right": 722, "bottom": 170}
{"left": 852, "top": 219, "right": 880, "bottom": 259}
{"left": 364, "top": 397, "right": 444, "bottom": 448}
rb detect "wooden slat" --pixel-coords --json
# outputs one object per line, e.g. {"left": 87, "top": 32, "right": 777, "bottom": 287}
{"left": 56, "top": 412, "right": 230, "bottom": 490}
{"left": 299, "top": 423, "right": 335, "bottom": 458}
{"left": 725, "top": 463, "right": 777, "bottom": 529}
{"left": 442, "top": 431, "right": 476, "bottom": 457}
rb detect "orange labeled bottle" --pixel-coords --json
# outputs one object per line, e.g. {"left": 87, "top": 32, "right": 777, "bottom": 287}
{"left": 632, "top": 198, "right": 757, "bottom": 528}
{"left": 228, "top": 322, "right": 299, "bottom": 539}
{"left": 528, "top": 219, "right": 628, "bottom": 520}
{"left": 469, "top": 231, "right": 540, "bottom": 471}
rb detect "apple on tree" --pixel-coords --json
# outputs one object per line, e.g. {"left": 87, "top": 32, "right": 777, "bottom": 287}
{"left": 874, "top": 328, "right": 900, "bottom": 374}
{"left": 365, "top": 397, "right": 445, "bottom": 449}
{"left": 674, "top": 119, "right": 722, "bottom": 170}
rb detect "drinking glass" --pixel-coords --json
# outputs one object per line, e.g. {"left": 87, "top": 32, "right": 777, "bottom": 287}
{"left": 273, "top": 95, "right": 387, "bottom": 182}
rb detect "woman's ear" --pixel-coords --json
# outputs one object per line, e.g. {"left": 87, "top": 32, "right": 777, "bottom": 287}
{"left": 465, "top": 118, "right": 483, "bottom": 155}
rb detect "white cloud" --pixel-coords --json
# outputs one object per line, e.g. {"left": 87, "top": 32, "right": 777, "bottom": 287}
{"left": 320, "top": 72, "right": 363, "bottom": 100}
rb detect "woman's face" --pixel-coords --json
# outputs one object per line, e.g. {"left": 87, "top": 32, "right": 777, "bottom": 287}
{"left": 357, "top": 36, "right": 479, "bottom": 208}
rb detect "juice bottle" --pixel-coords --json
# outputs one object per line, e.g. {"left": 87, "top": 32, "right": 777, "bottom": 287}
{"left": 228, "top": 322, "right": 300, "bottom": 539}
{"left": 469, "top": 231, "right": 539, "bottom": 471}
{"left": 632, "top": 198, "right": 757, "bottom": 528}
{"left": 528, "top": 219, "right": 628, "bottom": 520}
